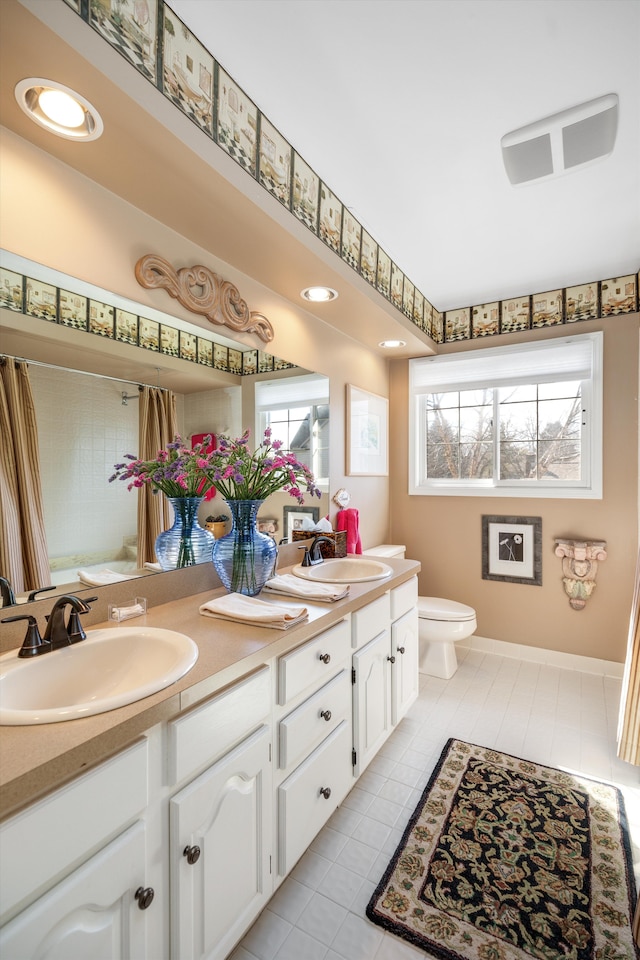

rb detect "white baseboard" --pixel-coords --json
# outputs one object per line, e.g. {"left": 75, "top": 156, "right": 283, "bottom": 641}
{"left": 459, "top": 635, "right": 624, "bottom": 679}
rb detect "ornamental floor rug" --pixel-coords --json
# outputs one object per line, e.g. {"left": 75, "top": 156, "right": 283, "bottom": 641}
{"left": 366, "top": 738, "right": 639, "bottom": 960}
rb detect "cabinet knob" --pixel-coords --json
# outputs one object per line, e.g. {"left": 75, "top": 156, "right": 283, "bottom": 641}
{"left": 183, "top": 844, "right": 201, "bottom": 865}
{"left": 320, "top": 709, "right": 332, "bottom": 722}
{"left": 135, "top": 886, "right": 155, "bottom": 910}
{"left": 397, "top": 646, "right": 406, "bottom": 655}
{"left": 387, "top": 655, "right": 396, "bottom": 664}
{"left": 319, "top": 786, "right": 332, "bottom": 800}
{"left": 318, "top": 653, "right": 331, "bottom": 664}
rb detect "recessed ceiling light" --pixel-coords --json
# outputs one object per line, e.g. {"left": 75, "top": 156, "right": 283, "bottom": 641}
{"left": 379, "top": 339, "right": 407, "bottom": 349}
{"left": 301, "top": 286, "right": 339, "bottom": 303}
{"left": 15, "top": 78, "right": 104, "bottom": 141}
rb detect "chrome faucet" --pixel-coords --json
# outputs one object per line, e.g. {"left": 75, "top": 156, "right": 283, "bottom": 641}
{"left": 300, "top": 535, "right": 334, "bottom": 567}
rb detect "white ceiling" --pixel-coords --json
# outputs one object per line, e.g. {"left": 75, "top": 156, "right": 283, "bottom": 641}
{"left": 170, "top": 0, "right": 640, "bottom": 312}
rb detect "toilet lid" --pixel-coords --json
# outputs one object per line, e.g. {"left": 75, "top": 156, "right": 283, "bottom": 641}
{"left": 418, "top": 597, "right": 476, "bottom": 622}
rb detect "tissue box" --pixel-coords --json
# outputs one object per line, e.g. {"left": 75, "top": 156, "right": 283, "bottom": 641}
{"left": 292, "top": 530, "right": 347, "bottom": 559}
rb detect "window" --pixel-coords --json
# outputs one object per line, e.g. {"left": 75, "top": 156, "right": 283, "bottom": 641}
{"left": 409, "top": 332, "right": 602, "bottom": 498}
{"left": 255, "top": 375, "right": 330, "bottom": 489}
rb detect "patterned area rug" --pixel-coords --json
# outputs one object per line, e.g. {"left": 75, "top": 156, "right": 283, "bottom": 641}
{"left": 367, "top": 738, "right": 639, "bottom": 960}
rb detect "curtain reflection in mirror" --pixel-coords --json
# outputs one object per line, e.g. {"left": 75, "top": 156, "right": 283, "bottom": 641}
{"left": 137, "top": 387, "right": 178, "bottom": 567}
{"left": 0, "top": 358, "right": 50, "bottom": 594}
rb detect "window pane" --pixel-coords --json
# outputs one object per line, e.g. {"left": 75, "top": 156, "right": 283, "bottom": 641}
{"left": 500, "top": 440, "right": 536, "bottom": 478}
{"left": 500, "top": 401, "right": 537, "bottom": 441}
{"left": 460, "top": 442, "right": 493, "bottom": 478}
{"left": 427, "top": 407, "right": 459, "bottom": 440}
{"left": 538, "top": 439, "right": 581, "bottom": 480}
{"left": 538, "top": 398, "right": 581, "bottom": 439}
{"left": 427, "top": 391, "right": 459, "bottom": 410}
{"left": 460, "top": 405, "right": 492, "bottom": 443}
{"left": 460, "top": 388, "right": 493, "bottom": 407}
{"left": 427, "top": 444, "right": 459, "bottom": 478}
{"left": 498, "top": 384, "right": 536, "bottom": 402}
{"left": 538, "top": 380, "right": 581, "bottom": 400}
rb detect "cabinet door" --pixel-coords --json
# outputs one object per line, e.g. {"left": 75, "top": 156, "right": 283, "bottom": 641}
{"left": 352, "top": 629, "right": 391, "bottom": 777}
{"left": 170, "top": 724, "right": 272, "bottom": 960}
{"left": 391, "top": 607, "right": 419, "bottom": 726}
{"left": 0, "top": 822, "right": 151, "bottom": 960}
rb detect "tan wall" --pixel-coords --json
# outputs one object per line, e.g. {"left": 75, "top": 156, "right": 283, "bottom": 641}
{"left": 389, "top": 315, "right": 639, "bottom": 664}
{"left": 0, "top": 127, "right": 390, "bottom": 548}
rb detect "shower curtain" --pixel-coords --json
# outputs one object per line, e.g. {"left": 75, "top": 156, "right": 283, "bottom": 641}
{"left": 0, "top": 358, "right": 50, "bottom": 594}
{"left": 136, "top": 386, "right": 178, "bottom": 566}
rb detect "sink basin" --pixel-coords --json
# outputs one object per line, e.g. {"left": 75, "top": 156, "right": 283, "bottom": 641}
{"left": 292, "top": 557, "right": 393, "bottom": 584}
{"left": 0, "top": 627, "right": 198, "bottom": 725}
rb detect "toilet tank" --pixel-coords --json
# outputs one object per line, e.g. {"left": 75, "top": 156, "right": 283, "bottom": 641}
{"left": 362, "top": 544, "right": 406, "bottom": 559}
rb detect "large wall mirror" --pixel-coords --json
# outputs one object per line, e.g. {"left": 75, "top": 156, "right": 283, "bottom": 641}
{"left": 0, "top": 255, "right": 329, "bottom": 605}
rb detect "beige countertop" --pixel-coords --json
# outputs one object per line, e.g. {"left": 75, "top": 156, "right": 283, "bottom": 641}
{"left": 0, "top": 559, "right": 420, "bottom": 820}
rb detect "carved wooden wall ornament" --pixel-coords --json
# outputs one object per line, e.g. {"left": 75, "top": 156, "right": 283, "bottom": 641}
{"left": 135, "top": 255, "right": 274, "bottom": 344}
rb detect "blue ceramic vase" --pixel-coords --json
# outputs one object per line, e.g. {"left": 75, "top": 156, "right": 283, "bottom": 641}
{"left": 155, "top": 497, "right": 215, "bottom": 570}
{"left": 211, "top": 499, "right": 277, "bottom": 596}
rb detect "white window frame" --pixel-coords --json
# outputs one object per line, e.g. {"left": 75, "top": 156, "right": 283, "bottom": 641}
{"left": 409, "top": 332, "right": 603, "bottom": 499}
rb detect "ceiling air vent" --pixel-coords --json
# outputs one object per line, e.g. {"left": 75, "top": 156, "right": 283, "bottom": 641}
{"left": 501, "top": 94, "right": 618, "bottom": 185}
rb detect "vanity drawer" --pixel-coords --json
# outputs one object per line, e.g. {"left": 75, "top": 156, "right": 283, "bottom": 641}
{"left": 277, "top": 720, "right": 352, "bottom": 876}
{"left": 278, "top": 669, "right": 351, "bottom": 771}
{"left": 168, "top": 666, "right": 270, "bottom": 784}
{"left": 277, "top": 618, "right": 350, "bottom": 706}
{"left": 352, "top": 593, "right": 390, "bottom": 650}
{"left": 390, "top": 576, "right": 418, "bottom": 621}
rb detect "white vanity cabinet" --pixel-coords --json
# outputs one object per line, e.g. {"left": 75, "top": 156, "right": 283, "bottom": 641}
{"left": 352, "top": 578, "right": 419, "bottom": 776}
{"left": 0, "top": 739, "right": 156, "bottom": 959}
{"left": 274, "top": 617, "right": 353, "bottom": 878}
{"left": 167, "top": 667, "right": 272, "bottom": 960}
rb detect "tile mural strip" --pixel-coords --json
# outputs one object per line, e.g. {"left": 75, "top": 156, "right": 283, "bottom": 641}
{"left": 63, "top": 0, "right": 640, "bottom": 345}
{"left": 0, "top": 266, "right": 294, "bottom": 376}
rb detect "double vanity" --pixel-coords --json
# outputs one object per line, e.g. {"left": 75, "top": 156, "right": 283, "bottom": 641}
{"left": 0, "top": 555, "right": 420, "bottom": 960}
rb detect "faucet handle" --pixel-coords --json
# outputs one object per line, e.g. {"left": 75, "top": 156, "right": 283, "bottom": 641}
{"left": 67, "top": 595, "right": 98, "bottom": 644}
{"left": 1, "top": 614, "right": 49, "bottom": 658}
{"left": 298, "top": 546, "right": 312, "bottom": 567}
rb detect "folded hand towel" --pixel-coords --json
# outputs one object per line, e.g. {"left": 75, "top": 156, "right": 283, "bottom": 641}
{"left": 263, "top": 574, "right": 349, "bottom": 603}
{"left": 336, "top": 508, "right": 362, "bottom": 554}
{"left": 199, "top": 592, "right": 308, "bottom": 630}
{"left": 77, "top": 569, "right": 136, "bottom": 586}
{"left": 144, "top": 562, "right": 162, "bottom": 572}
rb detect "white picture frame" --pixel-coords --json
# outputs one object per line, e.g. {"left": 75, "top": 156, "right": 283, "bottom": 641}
{"left": 346, "top": 384, "right": 389, "bottom": 476}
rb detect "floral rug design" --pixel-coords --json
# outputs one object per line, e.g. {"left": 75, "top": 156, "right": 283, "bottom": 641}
{"left": 367, "top": 738, "right": 639, "bottom": 960}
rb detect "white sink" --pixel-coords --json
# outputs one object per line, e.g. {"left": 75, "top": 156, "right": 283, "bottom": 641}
{"left": 292, "top": 557, "right": 392, "bottom": 584}
{"left": 0, "top": 627, "right": 198, "bottom": 725}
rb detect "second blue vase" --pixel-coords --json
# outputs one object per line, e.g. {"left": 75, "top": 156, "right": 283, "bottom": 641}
{"left": 211, "top": 499, "right": 277, "bottom": 597}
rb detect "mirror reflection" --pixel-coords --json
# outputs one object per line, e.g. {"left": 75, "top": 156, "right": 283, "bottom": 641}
{"left": 0, "top": 359, "right": 329, "bottom": 605}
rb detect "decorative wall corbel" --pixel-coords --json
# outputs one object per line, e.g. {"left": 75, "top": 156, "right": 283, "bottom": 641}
{"left": 135, "top": 255, "right": 274, "bottom": 343}
{"left": 554, "top": 538, "right": 607, "bottom": 610}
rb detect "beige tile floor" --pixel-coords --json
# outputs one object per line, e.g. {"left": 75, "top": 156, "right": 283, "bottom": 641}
{"left": 231, "top": 646, "right": 640, "bottom": 960}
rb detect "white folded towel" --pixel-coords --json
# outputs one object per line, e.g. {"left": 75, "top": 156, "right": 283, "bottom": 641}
{"left": 199, "top": 592, "right": 308, "bottom": 630}
{"left": 77, "top": 569, "right": 136, "bottom": 586}
{"left": 145, "top": 562, "right": 162, "bottom": 572}
{"left": 263, "top": 574, "right": 349, "bottom": 603}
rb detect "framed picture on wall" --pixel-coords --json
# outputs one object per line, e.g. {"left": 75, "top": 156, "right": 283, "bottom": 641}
{"left": 482, "top": 515, "right": 542, "bottom": 585}
{"left": 346, "top": 384, "right": 389, "bottom": 476}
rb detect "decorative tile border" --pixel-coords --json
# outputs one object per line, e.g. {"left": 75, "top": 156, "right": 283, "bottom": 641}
{"left": 0, "top": 266, "right": 294, "bottom": 376}
{"left": 63, "top": 0, "right": 639, "bottom": 345}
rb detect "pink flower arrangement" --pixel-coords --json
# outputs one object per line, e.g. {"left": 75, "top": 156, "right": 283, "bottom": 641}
{"left": 109, "top": 435, "right": 217, "bottom": 498}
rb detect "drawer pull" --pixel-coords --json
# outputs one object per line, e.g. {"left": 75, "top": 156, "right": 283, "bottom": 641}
{"left": 387, "top": 655, "right": 396, "bottom": 664}
{"left": 318, "top": 653, "right": 331, "bottom": 664}
{"left": 319, "top": 786, "right": 332, "bottom": 800}
{"left": 135, "top": 886, "right": 155, "bottom": 910}
{"left": 183, "top": 844, "right": 201, "bottom": 865}
{"left": 397, "top": 646, "right": 406, "bottom": 655}
{"left": 320, "top": 709, "right": 332, "bottom": 722}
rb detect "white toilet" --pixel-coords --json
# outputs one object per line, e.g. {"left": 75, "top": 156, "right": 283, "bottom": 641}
{"left": 417, "top": 597, "right": 477, "bottom": 679}
{"left": 363, "top": 546, "right": 477, "bottom": 680}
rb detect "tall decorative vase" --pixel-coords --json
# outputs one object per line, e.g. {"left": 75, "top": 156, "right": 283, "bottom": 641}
{"left": 211, "top": 499, "right": 277, "bottom": 597}
{"left": 155, "top": 497, "right": 216, "bottom": 570}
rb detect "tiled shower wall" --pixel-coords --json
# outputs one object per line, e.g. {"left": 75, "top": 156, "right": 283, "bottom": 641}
{"left": 28, "top": 365, "right": 241, "bottom": 568}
